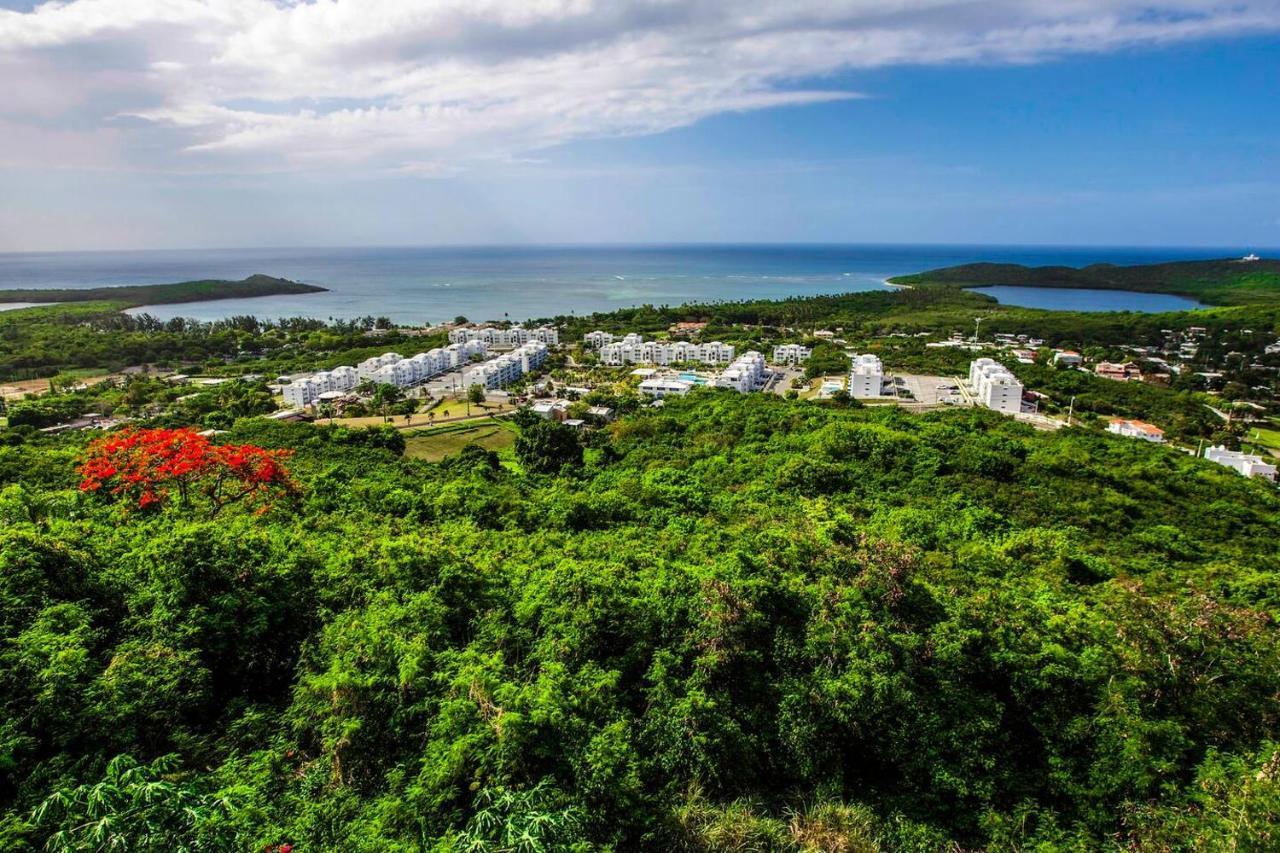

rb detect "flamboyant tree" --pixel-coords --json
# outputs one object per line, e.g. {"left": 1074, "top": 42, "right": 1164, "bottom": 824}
{"left": 78, "top": 427, "right": 294, "bottom": 515}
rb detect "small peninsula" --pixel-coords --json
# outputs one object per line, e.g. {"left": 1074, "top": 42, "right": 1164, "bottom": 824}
{"left": 0, "top": 274, "right": 327, "bottom": 308}
{"left": 888, "top": 257, "right": 1280, "bottom": 306}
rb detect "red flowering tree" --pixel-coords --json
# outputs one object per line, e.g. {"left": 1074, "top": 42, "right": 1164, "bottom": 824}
{"left": 79, "top": 427, "right": 295, "bottom": 516}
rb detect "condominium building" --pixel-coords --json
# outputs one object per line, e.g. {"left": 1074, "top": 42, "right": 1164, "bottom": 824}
{"left": 449, "top": 325, "right": 559, "bottom": 347}
{"left": 459, "top": 340, "right": 549, "bottom": 390}
{"left": 848, "top": 353, "right": 885, "bottom": 398}
{"left": 1107, "top": 418, "right": 1165, "bottom": 443}
{"left": 968, "top": 358, "right": 1024, "bottom": 414}
{"left": 1203, "top": 446, "right": 1278, "bottom": 481}
{"left": 357, "top": 352, "right": 404, "bottom": 380}
{"left": 715, "top": 351, "right": 766, "bottom": 393}
{"left": 772, "top": 344, "right": 812, "bottom": 364}
{"left": 598, "top": 335, "right": 734, "bottom": 366}
{"left": 583, "top": 330, "right": 614, "bottom": 348}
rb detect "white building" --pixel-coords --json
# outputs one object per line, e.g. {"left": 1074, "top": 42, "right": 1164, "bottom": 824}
{"left": 772, "top": 344, "right": 812, "bottom": 364}
{"left": 968, "top": 358, "right": 1024, "bottom": 414}
{"left": 583, "top": 330, "right": 615, "bottom": 348}
{"left": 598, "top": 336, "right": 734, "bottom": 367}
{"left": 1053, "top": 350, "right": 1083, "bottom": 367}
{"left": 638, "top": 377, "right": 693, "bottom": 398}
{"left": 715, "top": 351, "right": 766, "bottom": 393}
{"left": 1107, "top": 418, "right": 1165, "bottom": 443}
{"left": 282, "top": 378, "right": 320, "bottom": 408}
{"left": 848, "top": 353, "right": 885, "bottom": 398}
{"left": 357, "top": 352, "right": 403, "bottom": 380}
{"left": 450, "top": 325, "right": 559, "bottom": 347}
{"left": 1204, "top": 446, "right": 1277, "bottom": 481}
{"left": 459, "top": 340, "right": 548, "bottom": 390}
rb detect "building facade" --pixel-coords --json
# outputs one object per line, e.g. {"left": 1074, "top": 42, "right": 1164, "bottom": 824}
{"left": 848, "top": 353, "right": 885, "bottom": 398}
{"left": 969, "top": 358, "right": 1024, "bottom": 414}
{"left": 1107, "top": 418, "right": 1165, "bottom": 442}
{"left": 772, "top": 344, "right": 812, "bottom": 364}
{"left": 1204, "top": 446, "right": 1278, "bottom": 481}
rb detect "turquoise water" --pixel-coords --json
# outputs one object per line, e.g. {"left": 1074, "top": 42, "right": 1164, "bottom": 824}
{"left": 968, "top": 285, "right": 1203, "bottom": 313}
{"left": 0, "top": 245, "right": 1250, "bottom": 324}
{"left": 679, "top": 373, "right": 708, "bottom": 385}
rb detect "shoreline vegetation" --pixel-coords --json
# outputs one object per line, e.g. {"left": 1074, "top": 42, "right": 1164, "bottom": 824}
{"left": 887, "top": 257, "right": 1280, "bottom": 306}
{"left": 0, "top": 273, "right": 326, "bottom": 308}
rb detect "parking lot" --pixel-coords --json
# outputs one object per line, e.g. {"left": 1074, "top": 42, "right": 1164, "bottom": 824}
{"left": 890, "top": 373, "right": 967, "bottom": 407}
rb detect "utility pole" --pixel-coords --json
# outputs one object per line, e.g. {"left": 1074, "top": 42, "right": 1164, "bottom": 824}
{"left": 1067, "top": 395, "right": 1075, "bottom": 427}
{"left": 973, "top": 317, "right": 983, "bottom": 343}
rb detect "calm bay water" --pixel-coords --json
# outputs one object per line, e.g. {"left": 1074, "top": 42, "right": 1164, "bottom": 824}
{"left": 0, "top": 244, "right": 1251, "bottom": 324}
{"left": 967, "top": 285, "right": 1203, "bottom": 313}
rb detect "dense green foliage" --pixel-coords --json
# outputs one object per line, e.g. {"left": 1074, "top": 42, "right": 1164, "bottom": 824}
{"left": 888, "top": 258, "right": 1280, "bottom": 306}
{"left": 2, "top": 391, "right": 1279, "bottom": 850}
{"left": 0, "top": 274, "right": 325, "bottom": 307}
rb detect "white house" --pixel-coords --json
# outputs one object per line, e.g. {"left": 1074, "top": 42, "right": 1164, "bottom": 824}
{"left": 1204, "top": 446, "right": 1278, "bottom": 481}
{"left": 968, "top": 358, "right": 1024, "bottom": 414}
{"left": 848, "top": 353, "right": 885, "bottom": 398}
{"left": 1107, "top": 418, "right": 1165, "bottom": 443}
{"left": 772, "top": 344, "right": 811, "bottom": 364}
{"left": 1053, "top": 350, "right": 1083, "bottom": 367}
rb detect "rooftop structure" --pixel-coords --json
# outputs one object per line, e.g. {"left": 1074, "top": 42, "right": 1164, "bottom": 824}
{"left": 1053, "top": 350, "right": 1082, "bottom": 366}
{"left": 1095, "top": 361, "right": 1142, "bottom": 382}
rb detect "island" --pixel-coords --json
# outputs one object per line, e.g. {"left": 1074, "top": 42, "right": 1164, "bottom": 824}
{"left": 0, "top": 273, "right": 327, "bottom": 308}
{"left": 888, "top": 256, "right": 1280, "bottom": 306}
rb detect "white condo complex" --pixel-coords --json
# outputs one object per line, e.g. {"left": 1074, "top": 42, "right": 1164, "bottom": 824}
{"left": 460, "top": 341, "right": 549, "bottom": 389}
{"left": 968, "top": 358, "right": 1024, "bottom": 414}
{"left": 281, "top": 340, "right": 491, "bottom": 408}
{"left": 588, "top": 333, "right": 735, "bottom": 366}
{"left": 848, "top": 353, "right": 885, "bottom": 398}
{"left": 772, "top": 344, "right": 812, "bottom": 364}
{"left": 449, "top": 325, "right": 559, "bottom": 347}
{"left": 1203, "top": 446, "right": 1278, "bottom": 482}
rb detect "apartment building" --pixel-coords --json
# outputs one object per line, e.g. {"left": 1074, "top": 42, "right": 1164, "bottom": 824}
{"left": 848, "top": 353, "right": 885, "bottom": 398}
{"left": 772, "top": 344, "right": 812, "bottom": 364}
{"left": 714, "top": 351, "right": 766, "bottom": 393}
{"left": 449, "top": 325, "right": 559, "bottom": 347}
{"left": 598, "top": 335, "right": 735, "bottom": 366}
{"left": 968, "top": 358, "right": 1024, "bottom": 414}
{"left": 459, "top": 340, "right": 549, "bottom": 390}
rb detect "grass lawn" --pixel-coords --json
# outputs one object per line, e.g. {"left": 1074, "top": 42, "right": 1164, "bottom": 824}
{"left": 404, "top": 420, "right": 518, "bottom": 462}
{"left": 1243, "top": 425, "right": 1280, "bottom": 458}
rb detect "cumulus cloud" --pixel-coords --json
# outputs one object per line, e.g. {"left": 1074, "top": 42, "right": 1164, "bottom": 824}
{"left": 2, "top": 0, "right": 1278, "bottom": 173}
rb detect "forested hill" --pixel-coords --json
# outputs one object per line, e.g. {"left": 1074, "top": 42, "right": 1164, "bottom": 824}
{"left": 888, "top": 257, "right": 1280, "bottom": 306}
{"left": 0, "top": 274, "right": 326, "bottom": 307}
{"left": 3, "top": 393, "right": 1280, "bottom": 849}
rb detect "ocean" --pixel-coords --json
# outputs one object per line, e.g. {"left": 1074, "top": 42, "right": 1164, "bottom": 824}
{"left": 0, "top": 244, "right": 1258, "bottom": 324}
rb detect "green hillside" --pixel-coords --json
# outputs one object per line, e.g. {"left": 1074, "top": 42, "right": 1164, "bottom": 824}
{"left": 0, "top": 274, "right": 327, "bottom": 308}
{"left": 888, "top": 257, "right": 1280, "bottom": 306}
{"left": 2, "top": 394, "right": 1279, "bottom": 849}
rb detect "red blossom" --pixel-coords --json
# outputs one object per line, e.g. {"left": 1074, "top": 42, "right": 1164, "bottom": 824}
{"left": 78, "top": 427, "right": 295, "bottom": 515}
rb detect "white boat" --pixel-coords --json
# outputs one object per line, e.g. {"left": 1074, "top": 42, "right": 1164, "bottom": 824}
{"left": 1242, "top": 253, "right": 1260, "bottom": 262}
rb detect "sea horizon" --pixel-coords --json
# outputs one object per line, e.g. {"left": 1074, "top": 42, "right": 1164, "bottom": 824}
{"left": 1, "top": 242, "right": 1271, "bottom": 325}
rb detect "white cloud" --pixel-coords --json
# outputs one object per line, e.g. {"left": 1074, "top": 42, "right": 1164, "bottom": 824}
{"left": 1, "top": 0, "right": 1278, "bottom": 173}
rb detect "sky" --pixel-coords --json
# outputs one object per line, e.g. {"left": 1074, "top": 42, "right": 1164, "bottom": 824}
{"left": 0, "top": 0, "right": 1278, "bottom": 252}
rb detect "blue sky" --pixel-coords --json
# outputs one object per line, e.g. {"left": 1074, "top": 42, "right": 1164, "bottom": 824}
{"left": 0, "top": 1, "right": 1277, "bottom": 251}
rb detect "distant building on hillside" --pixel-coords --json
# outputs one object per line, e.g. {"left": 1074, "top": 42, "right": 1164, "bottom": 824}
{"left": 638, "top": 377, "right": 693, "bottom": 398}
{"left": 1095, "top": 361, "right": 1143, "bottom": 382}
{"left": 1053, "top": 350, "right": 1082, "bottom": 366}
{"left": 1107, "top": 418, "right": 1165, "bottom": 443}
{"left": 1203, "top": 446, "right": 1277, "bottom": 482}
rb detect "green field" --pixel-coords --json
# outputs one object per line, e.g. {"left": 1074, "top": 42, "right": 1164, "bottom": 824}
{"left": 403, "top": 420, "right": 517, "bottom": 462}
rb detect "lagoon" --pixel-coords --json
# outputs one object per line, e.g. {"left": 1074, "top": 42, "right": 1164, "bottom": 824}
{"left": 967, "top": 285, "right": 1203, "bottom": 313}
